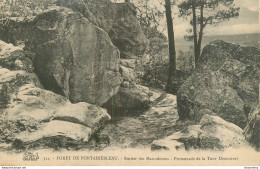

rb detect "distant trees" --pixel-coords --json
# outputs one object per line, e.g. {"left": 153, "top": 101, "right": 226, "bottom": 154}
{"left": 164, "top": 0, "right": 176, "bottom": 90}
{"left": 178, "top": 0, "right": 240, "bottom": 66}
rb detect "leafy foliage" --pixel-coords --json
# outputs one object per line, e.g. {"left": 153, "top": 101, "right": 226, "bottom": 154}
{"left": 140, "top": 57, "right": 168, "bottom": 89}
{"left": 177, "top": 46, "right": 195, "bottom": 74}
{"left": 0, "top": 0, "right": 56, "bottom": 18}
{"left": 134, "top": 0, "right": 164, "bottom": 39}
{"left": 139, "top": 46, "right": 194, "bottom": 91}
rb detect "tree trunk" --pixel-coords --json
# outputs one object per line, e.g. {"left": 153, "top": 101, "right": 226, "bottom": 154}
{"left": 192, "top": 3, "right": 199, "bottom": 67}
{"left": 145, "top": 0, "right": 149, "bottom": 37}
{"left": 197, "top": 4, "right": 204, "bottom": 62}
{"left": 165, "top": 0, "right": 176, "bottom": 91}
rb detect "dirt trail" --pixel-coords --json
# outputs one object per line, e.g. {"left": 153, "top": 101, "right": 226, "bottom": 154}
{"left": 91, "top": 93, "right": 179, "bottom": 150}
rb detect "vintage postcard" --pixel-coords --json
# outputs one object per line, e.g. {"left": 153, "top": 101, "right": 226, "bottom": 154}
{"left": 0, "top": 0, "right": 259, "bottom": 166}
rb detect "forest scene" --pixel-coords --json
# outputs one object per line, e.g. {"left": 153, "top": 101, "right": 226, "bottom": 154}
{"left": 0, "top": 0, "right": 259, "bottom": 161}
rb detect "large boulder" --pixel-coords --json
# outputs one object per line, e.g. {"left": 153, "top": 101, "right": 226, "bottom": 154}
{"left": 0, "top": 41, "right": 111, "bottom": 150}
{"left": 244, "top": 104, "right": 260, "bottom": 151}
{"left": 107, "top": 2, "right": 148, "bottom": 86}
{"left": 20, "top": 7, "right": 121, "bottom": 106}
{"left": 14, "top": 120, "right": 92, "bottom": 148}
{"left": 0, "top": 84, "right": 111, "bottom": 150}
{"left": 8, "top": 84, "right": 110, "bottom": 132}
{"left": 177, "top": 41, "right": 259, "bottom": 128}
{"left": 151, "top": 114, "right": 248, "bottom": 151}
{"left": 109, "top": 3, "right": 147, "bottom": 59}
{"left": 55, "top": 0, "right": 116, "bottom": 33}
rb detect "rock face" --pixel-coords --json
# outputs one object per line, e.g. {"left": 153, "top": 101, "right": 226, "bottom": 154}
{"left": 0, "top": 41, "right": 111, "bottom": 150}
{"left": 244, "top": 104, "right": 260, "bottom": 151}
{"left": 151, "top": 114, "right": 247, "bottom": 151}
{"left": 177, "top": 41, "right": 260, "bottom": 128}
{"left": 109, "top": 3, "right": 147, "bottom": 59}
{"left": 55, "top": 0, "right": 116, "bottom": 33}
{"left": 23, "top": 7, "right": 121, "bottom": 106}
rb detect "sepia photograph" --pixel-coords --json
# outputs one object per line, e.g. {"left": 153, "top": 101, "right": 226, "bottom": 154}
{"left": 0, "top": 0, "right": 259, "bottom": 167}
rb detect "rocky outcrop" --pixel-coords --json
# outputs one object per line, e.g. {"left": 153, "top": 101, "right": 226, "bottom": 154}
{"left": 112, "top": 3, "right": 150, "bottom": 102}
{"left": 177, "top": 41, "right": 259, "bottom": 128}
{"left": 244, "top": 104, "right": 260, "bottom": 151}
{"left": 0, "top": 41, "right": 111, "bottom": 150}
{"left": 0, "top": 3, "right": 149, "bottom": 105}
{"left": 55, "top": 0, "right": 116, "bottom": 33}
{"left": 0, "top": 3, "right": 150, "bottom": 150}
{"left": 151, "top": 114, "right": 248, "bottom": 151}
{"left": 105, "top": 2, "right": 148, "bottom": 87}
{"left": 20, "top": 7, "right": 121, "bottom": 106}
{"left": 54, "top": 0, "right": 148, "bottom": 84}
{"left": 109, "top": 3, "right": 147, "bottom": 59}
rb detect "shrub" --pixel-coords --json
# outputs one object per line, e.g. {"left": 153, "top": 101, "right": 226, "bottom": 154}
{"left": 176, "top": 46, "right": 195, "bottom": 74}
{"left": 138, "top": 46, "right": 195, "bottom": 93}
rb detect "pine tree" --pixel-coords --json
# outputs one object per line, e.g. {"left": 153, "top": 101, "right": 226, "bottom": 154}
{"left": 178, "top": 0, "right": 239, "bottom": 66}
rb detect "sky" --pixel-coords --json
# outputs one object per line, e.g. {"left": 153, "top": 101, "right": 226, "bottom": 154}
{"left": 169, "top": 0, "right": 260, "bottom": 37}
{"left": 116, "top": 0, "right": 260, "bottom": 37}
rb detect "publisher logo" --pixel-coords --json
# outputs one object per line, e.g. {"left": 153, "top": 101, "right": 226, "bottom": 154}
{"left": 22, "top": 151, "right": 39, "bottom": 161}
